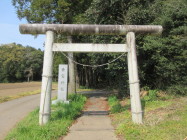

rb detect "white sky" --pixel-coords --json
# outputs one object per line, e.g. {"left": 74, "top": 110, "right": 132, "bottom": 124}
{"left": 0, "top": 1, "right": 45, "bottom": 50}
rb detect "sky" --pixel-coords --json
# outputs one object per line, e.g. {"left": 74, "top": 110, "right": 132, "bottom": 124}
{"left": 0, "top": 1, "right": 45, "bottom": 50}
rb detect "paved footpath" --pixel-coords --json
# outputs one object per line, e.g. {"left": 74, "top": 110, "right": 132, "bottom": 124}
{"left": 0, "top": 91, "right": 56, "bottom": 140}
{"left": 62, "top": 90, "right": 118, "bottom": 140}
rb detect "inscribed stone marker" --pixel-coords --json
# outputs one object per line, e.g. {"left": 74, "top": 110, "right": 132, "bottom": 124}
{"left": 58, "top": 64, "right": 68, "bottom": 101}
{"left": 52, "top": 64, "right": 69, "bottom": 104}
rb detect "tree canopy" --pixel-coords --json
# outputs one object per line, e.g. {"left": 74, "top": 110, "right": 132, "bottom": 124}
{"left": 12, "top": 0, "right": 92, "bottom": 23}
{"left": 12, "top": 0, "right": 187, "bottom": 95}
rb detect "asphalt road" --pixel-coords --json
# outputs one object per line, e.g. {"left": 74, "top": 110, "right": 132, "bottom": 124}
{"left": 0, "top": 91, "right": 56, "bottom": 140}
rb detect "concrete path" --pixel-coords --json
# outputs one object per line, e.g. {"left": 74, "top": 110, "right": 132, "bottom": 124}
{"left": 0, "top": 91, "right": 56, "bottom": 140}
{"left": 62, "top": 90, "right": 118, "bottom": 140}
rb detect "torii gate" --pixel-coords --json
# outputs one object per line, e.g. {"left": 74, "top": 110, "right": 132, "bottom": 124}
{"left": 19, "top": 24, "right": 163, "bottom": 125}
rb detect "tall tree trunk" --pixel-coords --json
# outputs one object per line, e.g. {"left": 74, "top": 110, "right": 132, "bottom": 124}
{"left": 75, "top": 63, "right": 80, "bottom": 90}
{"left": 85, "top": 67, "right": 89, "bottom": 87}
{"left": 67, "top": 36, "right": 76, "bottom": 93}
{"left": 88, "top": 67, "right": 92, "bottom": 87}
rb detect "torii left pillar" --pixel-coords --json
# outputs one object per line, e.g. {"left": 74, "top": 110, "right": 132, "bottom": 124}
{"left": 39, "top": 31, "right": 54, "bottom": 125}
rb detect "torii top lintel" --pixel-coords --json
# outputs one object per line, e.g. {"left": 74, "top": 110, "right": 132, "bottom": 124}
{"left": 19, "top": 24, "right": 163, "bottom": 35}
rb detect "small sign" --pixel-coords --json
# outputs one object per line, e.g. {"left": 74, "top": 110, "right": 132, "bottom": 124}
{"left": 58, "top": 64, "right": 68, "bottom": 101}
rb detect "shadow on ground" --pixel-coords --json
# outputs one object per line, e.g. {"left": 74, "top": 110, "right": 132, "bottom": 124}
{"left": 78, "top": 89, "right": 112, "bottom": 98}
{"left": 83, "top": 111, "right": 109, "bottom": 116}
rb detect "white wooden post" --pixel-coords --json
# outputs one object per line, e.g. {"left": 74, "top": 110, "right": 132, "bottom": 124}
{"left": 39, "top": 31, "right": 54, "bottom": 125}
{"left": 67, "top": 36, "right": 76, "bottom": 93}
{"left": 127, "top": 32, "right": 143, "bottom": 124}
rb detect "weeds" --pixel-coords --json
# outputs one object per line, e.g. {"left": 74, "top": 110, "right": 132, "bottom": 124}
{"left": 108, "top": 96, "right": 122, "bottom": 113}
{"left": 110, "top": 89, "right": 187, "bottom": 140}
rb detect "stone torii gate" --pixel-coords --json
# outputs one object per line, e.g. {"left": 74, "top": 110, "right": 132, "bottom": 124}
{"left": 19, "top": 24, "right": 163, "bottom": 125}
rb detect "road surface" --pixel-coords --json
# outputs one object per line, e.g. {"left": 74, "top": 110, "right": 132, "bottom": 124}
{"left": 0, "top": 91, "right": 56, "bottom": 140}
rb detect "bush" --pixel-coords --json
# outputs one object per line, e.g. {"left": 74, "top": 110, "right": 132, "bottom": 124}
{"left": 108, "top": 96, "right": 122, "bottom": 113}
{"left": 143, "top": 90, "right": 158, "bottom": 101}
{"left": 166, "top": 85, "right": 187, "bottom": 96}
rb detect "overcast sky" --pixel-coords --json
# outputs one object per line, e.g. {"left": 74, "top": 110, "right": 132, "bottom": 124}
{"left": 0, "top": 1, "right": 45, "bottom": 50}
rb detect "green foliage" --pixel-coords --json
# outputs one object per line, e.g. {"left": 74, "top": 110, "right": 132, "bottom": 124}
{"left": 53, "top": 52, "right": 67, "bottom": 81}
{"left": 83, "top": 0, "right": 187, "bottom": 94}
{"left": 0, "top": 43, "right": 67, "bottom": 83}
{"left": 12, "top": 0, "right": 92, "bottom": 23}
{"left": 143, "top": 90, "right": 158, "bottom": 102}
{"left": 0, "top": 43, "right": 43, "bottom": 82}
{"left": 140, "top": 0, "right": 187, "bottom": 89}
{"left": 6, "top": 94, "right": 86, "bottom": 140}
{"left": 166, "top": 85, "right": 187, "bottom": 96}
{"left": 108, "top": 96, "right": 122, "bottom": 113}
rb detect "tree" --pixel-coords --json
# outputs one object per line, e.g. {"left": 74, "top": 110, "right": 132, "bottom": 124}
{"left": 0, "top": 44, "right": 43, "bottom": 83}
{"left": 53, "top": 52, "right": 67, "bottom": 81}
{"left": 12, "top": 0, "right": 92, "bottom": 23}
{"left": 23, "top": 47, "right": 43, "bottom": 81}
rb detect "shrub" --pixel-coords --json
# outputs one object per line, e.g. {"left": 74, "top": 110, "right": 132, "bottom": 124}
{"left": 166, "top": 85, "right": 187, "bottom": 96}
{"left": 143, "top": 90, "right": 158, "bottom": 101}
{"left": 108, "top": 96, "right": 122, "bottom": 113}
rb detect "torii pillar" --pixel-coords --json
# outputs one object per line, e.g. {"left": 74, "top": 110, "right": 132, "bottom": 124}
{"left": 127, "top": 32, "right": 142, "bottom": 124}
{"left": 39, "top": 31, "right": 54, "bottom": 125}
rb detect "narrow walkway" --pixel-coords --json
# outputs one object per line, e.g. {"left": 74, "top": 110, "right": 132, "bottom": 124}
{"left": 62, "top": 90, "right": 118, "bottom": 140}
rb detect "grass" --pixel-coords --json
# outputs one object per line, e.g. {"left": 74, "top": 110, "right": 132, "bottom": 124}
{"left": 0, "top": 83, "right": 58, "bottom": 103}
{"left": 108, "top": 95, "right": 123, "bottom": 113}
{"left": 6, "top": 94, "right": 87, "bottom": 140}
{"left": 0, "top": 89, "right": 41, "bottom": 103}
{"left": 109, "top": 91, "right": 187, "bottom": 140}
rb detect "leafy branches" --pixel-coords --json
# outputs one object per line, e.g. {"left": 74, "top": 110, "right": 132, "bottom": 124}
{"left": 0, "top": 43, "right": 43, "bottom": 82}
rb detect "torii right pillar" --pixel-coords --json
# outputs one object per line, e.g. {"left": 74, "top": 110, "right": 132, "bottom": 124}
{"left": 127, "top": 32, "right": 143, "bottom": 124}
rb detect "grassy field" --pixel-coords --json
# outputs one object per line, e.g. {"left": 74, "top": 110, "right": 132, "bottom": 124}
{"left": 0, "top": 82, "right": 94, "bottom": 103}
{"left": 108, "top": 92, "right": 187, "bottom": 140}
{"left": 6, "top": 94, "right": 86, "bottom": 140}
{"left": 0, "top": 82, "right": 57, "bottom": 103}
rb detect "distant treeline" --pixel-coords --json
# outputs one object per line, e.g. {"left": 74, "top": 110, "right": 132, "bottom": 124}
{"left": 0, "top": 43, "right": 43, "bottom": 82}
{"left": 0, "top": 43, "right": 66, "bottom": 83}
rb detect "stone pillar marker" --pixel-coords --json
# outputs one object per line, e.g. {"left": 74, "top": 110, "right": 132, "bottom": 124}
{"left": 39, "top": 30, "right": 54, "bottom": 125}
{"left": 52, "top": 64, "right": 69, "bottom": 104}
{"left": 127, "top": 32, "right": 143, "bottom": 124}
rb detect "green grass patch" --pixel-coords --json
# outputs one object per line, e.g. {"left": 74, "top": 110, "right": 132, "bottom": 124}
{"left": 109, "top": 91, "right": 187, "bottom": 140}
{"left": 0, "top": 90, "right": 41, "bottom": 103}
{"left": 108, "top": 95, "right": 123, "bottom": 113}
{"left": 6, "top": 94, "right": 86, "bottom": 140}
